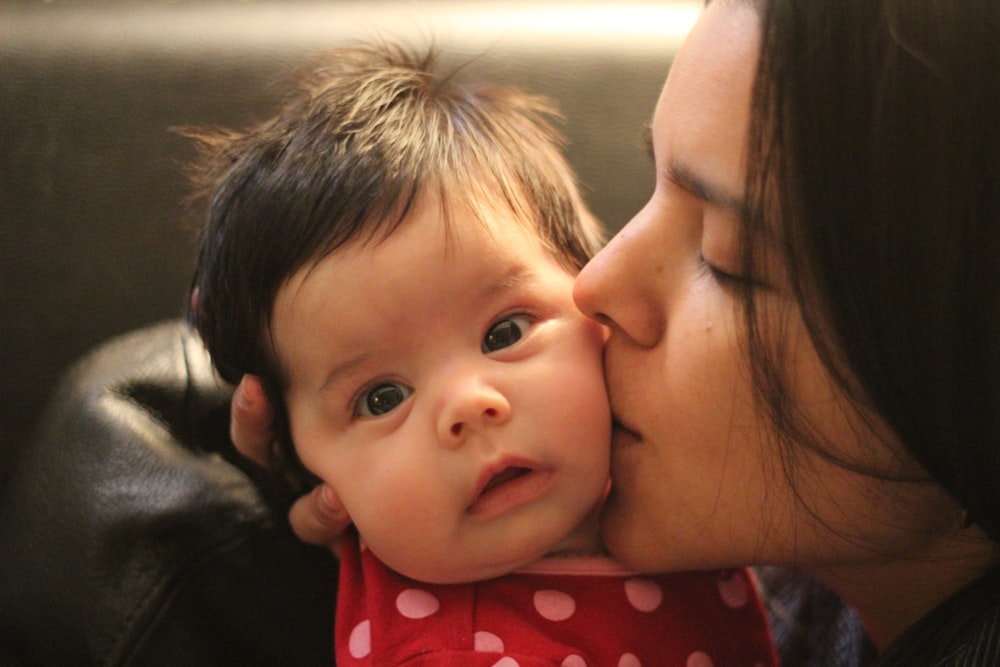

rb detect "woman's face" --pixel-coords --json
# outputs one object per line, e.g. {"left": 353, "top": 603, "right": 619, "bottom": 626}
{"left": 573, "top": 0, "right": 956, "bottom": 575}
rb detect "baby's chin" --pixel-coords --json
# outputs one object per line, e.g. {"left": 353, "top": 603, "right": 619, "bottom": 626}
{"left": 360, "top": 510, "right": 587, "bottom": 584}
{"left": 390, "top": 551, "right": 539, "bottom": 585}
{"left": 371, "top": 538, "right": 549, "bottom": 585}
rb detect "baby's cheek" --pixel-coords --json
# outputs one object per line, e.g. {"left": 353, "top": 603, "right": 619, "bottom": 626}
{"left": 360, "top": 516, "right": 449, "bottom": 583}
{"left": 353, "top": 477, "right": 438, "bottom": 555}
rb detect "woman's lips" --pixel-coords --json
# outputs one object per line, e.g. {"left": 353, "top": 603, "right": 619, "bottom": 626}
{"left": 611, "top": 416, "right": 641, "bottom": 448}
{"left": 468, "top": 461, "right": 553, "bottom": 519}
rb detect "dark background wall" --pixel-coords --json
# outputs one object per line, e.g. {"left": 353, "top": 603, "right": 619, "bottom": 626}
{"left": 0, "top": 1, "right": 697, "bottom": 477}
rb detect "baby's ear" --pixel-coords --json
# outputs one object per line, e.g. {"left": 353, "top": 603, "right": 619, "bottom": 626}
{"left": 289, "top": 484, "right": 353, "bottom": 548}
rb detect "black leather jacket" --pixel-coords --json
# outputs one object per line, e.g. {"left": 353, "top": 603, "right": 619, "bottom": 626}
{"left": 0, "top": 323, "right": 337, "bottom": 665}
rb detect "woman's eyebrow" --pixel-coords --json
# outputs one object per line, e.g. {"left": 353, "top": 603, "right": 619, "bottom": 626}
{"left": 641, "top": 123, "right": 745, "bottom": 215}
{"left": 666, "top": 161, "right": 746, "bottom": 215}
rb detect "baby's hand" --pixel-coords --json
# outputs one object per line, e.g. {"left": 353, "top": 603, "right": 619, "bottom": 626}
{"left": 231, "top": 375, "right": 351, "bottom": 547}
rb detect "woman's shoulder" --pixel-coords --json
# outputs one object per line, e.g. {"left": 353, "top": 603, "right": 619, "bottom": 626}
{"left": 933, "top": 608, "right": 1000, "bottom": 666}
{"left": 755, "top": 566, "right": 873, "bottom": 667}
{"left": 880, "top": 566, "right": 1000, "bottom": 667}
{"left": 756, "top": 565, "right": 1000, "bottom": 667}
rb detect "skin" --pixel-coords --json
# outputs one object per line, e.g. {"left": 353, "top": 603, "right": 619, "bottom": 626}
{"left": 270, "top": 191, "right": 610, "bottom": 584}
{"left": 233, "top": 0, "right": 1000, "bottom": 649}
{"left": 572, "top": 0, "right": 998, "bottom": 649}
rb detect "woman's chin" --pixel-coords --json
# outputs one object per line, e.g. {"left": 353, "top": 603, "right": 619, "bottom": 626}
{"left": 598, "top": 492, "right": 650, "bottom": 570}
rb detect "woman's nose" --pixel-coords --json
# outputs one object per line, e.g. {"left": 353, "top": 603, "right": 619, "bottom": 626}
{"left": 437, "top": 377, "right": 511, "bottom": 447}
{"left": 573, "top": 211, "right": 667, "bottom": 349}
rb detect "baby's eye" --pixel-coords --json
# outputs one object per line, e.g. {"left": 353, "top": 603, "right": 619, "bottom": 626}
{"left": 482, "top": 314, "right": 532, "bottom": 353}
{"left": 354, "top": 381, "right": 413, "bottom": 417}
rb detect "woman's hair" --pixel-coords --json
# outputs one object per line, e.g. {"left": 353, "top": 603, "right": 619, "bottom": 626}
{"left": 187, "top": 41, "right": 603, "bottom": 473}
{"left": 744, "top": 0, "right": 1000, "bottom": 541}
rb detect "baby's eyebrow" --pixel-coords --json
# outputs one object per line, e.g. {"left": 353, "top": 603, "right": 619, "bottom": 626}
{"left": 317, "top": 268, "right": 535, "bottom": 394}
{"left": 319, "top": 354, "right": 369, "bottom": 394}
{"left": 482, "top": 265, "right": 535, "bottom": 300}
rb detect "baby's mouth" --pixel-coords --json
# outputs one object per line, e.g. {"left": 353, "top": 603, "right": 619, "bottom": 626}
{"left": 468, "top": 462, "right": 553, "bottom": 519}
{"left": 479, "top": 466, "right": 532, "bottom": 496}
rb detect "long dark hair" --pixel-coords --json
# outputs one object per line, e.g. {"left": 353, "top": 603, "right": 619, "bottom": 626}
{"left": 745, "top": 0, "right": 1000, "bottom": 541}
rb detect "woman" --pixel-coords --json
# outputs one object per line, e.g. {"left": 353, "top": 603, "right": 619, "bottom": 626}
{"left": 232, "top": 0, "right": 1000, "bottom": 663}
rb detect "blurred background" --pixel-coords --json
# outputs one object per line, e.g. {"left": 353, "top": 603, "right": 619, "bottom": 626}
{"left": 0, "top": 1, "right": 698, "bottom": 480}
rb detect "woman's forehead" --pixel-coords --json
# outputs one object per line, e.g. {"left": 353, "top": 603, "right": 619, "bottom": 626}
{"left": 652, "top": 1, "right": 759, "bottom": 201}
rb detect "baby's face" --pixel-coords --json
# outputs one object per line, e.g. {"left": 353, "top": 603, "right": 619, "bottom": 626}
{"left": 271, "top": 195, "right": 610, "bottom": 584}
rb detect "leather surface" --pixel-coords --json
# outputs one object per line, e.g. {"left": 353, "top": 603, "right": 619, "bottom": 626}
{"left": 0, "top": 322, "right": 337, "bottom": 664}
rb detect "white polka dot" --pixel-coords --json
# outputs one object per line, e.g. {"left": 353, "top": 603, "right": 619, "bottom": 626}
{"left": 687, "top": 651, "right": 714, "bottom": 667}
{"left": 348, "top": 619, "right": 371, "bottom": 658}
{"left": 562, "top": 655, "right": 588, "bottom": 667}
{"left": 618, "top": 653, "right": 641, "bottom": 667}
{"left": 396, "top": 588, "right": 440, "bottom": 619}
{"left": 533, "top": 589, "right": 576, "bottom": 621}
{"left": 492, "top": 658, "right": 520, "bottom": 667}
{"left": 717, "top": 570, "right": 749, "bottom": 608}
{"left": 624, "top": 578, "right": 663, "bottom": 612}
{"left": 474, "top": 631, "right": 505, "bottom": 653}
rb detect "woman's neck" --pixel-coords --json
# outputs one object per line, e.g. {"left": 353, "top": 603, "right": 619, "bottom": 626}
{"left": 804, "top": 525, "right": 1000, "bottom": 651}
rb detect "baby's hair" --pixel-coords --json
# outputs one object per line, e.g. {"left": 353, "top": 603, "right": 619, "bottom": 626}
{"left": 186, "top": 40, "right": 603, "bottom": 476}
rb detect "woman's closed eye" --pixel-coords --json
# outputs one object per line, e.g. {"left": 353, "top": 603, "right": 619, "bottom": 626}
{"left": 697, "top": 250, "right": 747, "bottom": 287}
{"left": 482, "top": 314, "right": 533, "bottom": 353}
{"left": 353, "top": 380, "right": 413, "bottom": 417}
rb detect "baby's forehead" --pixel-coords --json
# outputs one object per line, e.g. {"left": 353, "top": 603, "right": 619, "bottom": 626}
{"left": 270, "top": 197, "right": 577, "bottom": 380}
{"left": 328, "top": 182, "right": 559, "bottom": 259}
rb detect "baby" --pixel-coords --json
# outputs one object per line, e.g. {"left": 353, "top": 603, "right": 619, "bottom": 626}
{"left": 188, "top": 41, "right": 776, "bottom": 667}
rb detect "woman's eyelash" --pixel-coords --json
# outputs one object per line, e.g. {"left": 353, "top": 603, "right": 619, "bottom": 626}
{"left": 698, "top": 252, "right": 766, "bottom": 291}
{"left": 697, "top": 251, "right": 740, "bottom": 284}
